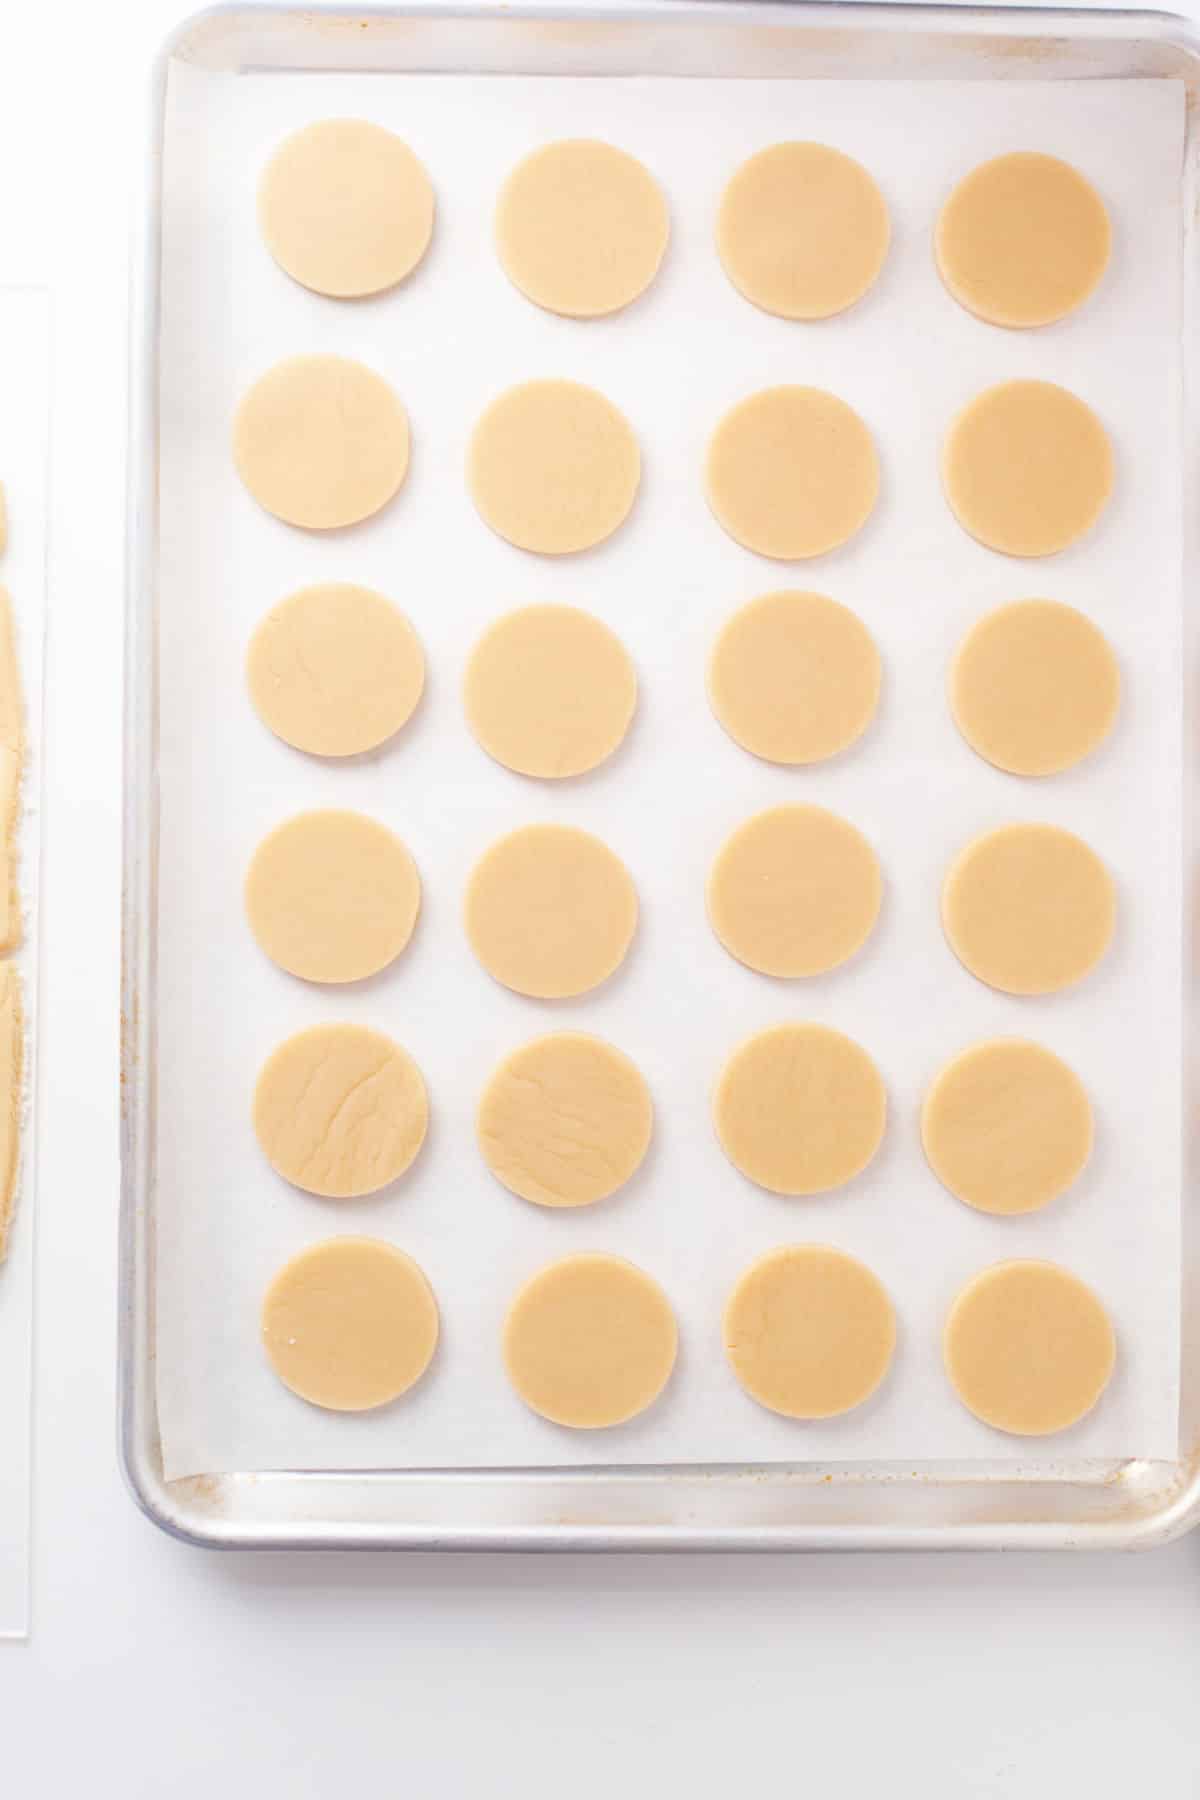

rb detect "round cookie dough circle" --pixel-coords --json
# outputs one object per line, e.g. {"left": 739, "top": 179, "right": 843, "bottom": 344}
{"left": 936, "top": 152, "right": 1110, "bottom": 329}
{"left": 717, "top": 142, "right": 890, "bottom": 321}
{"left": 247, "top": 582, "right": 425, "bottom": 757}
{"left": 708, "top": 590, "right": 881, "bottom": 764}
{"left": 714, "top": 1023, "right": 886, "bottom": 1196}
{"left": 254, "top": 1023, "right": 428, "bottom": 1199}
{"left": 477, "top": 1032, "right": 652, "bottom": 1208}
{"left": 503, "top": 1253, "right": 677, "bottom": 1427}
{"left": 942, "top": 380, "right": 1113, "bottom": 558}
{"left": 465, "top": 824, "right": 637, "bottom": 999}
{"left": 706, "top": 386, "right": 879, "bottom": 560}
{"left": 951, "top": 599, "right": 1119, "bottom": 777}
{"left": 246, "top": 809, "right": 420, "bottom": 984}
{"left": 707, "top": 804, "right": 881, "bottom": 979}
{"left": 942, "top": 822, "right": 1114, "bottom": 995}
{"left": 258, "top": 118, "right": 435, "bottom": 299}
{"left": 496, "top": 139, "right": 669, "bottom": 318}
{"left": 464, "top": 604, "right": 636, "bottom": 778}
{"left": 922, "top": 1038, "right": 1092, "bottom": 1217}
{"left": 261, "top": 1237, "right": 439, "bottom": 1412}
{"left": 724, "top": 1245, "right": 896, "bottom": 1419}
{"left": 944, "top": 1259, "right": 1115, "bottom": 1435}
{"left": 233, "top": 354, "right": 409, "bottom": 531}
{"left": 468, "top": 379, "right": 640, "bottom": 555}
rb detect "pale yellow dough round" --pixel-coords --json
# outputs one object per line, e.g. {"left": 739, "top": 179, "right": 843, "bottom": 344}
{"left": 247, "top": 582, "right": 425, "bottom": 757}
{"left": 922, "top": 1038, "right": 1092, "bottom": 1217}
{"left": 477, "top": 1032, "right": 652, "bottom": 1209}
{"left": 718, "top": 142, "right": 889, "bottom": 321}
{"left": 944, "top": 1259, "right": 1115, "bottom": 1436}
{"left": 708, "top": 590, "right": 880, "bottom": 764}
{"left": 706, "top": 386, "right": 878, "bottom": 560}
{"left": 254, "top": 1023, "right": 428, "bottom": 1199}
{"left": 708, "top": 804, "right": 881, "bottom": 979}
{"left": 246, "top": 809, "right": 420, "bottom": 984}
{"left": 496, "top": 138, "right": 669, "bottom": 318}
{"left": 464, "top": 604, "right": 636, "bottom": 778}
{"left": 724, "top": 1245, "right": 895, "bottom": 1419}
{"left": 465, "top": 824, "right": 637, "bottom": 999}
{"left": 936, "top": 152, "right": 1110, "bottom": 329}
{"left": 942, "top": 823, "right": 1114, "bottom": 996}
{"left": 468, "top": 379, "right": 639, "bottom": 555}
{"left": 233, "top": 354, "right": 409, "bottom": 531}
{"left": 714, "top": 1023, "right": 886, "bottom": 1196}
{"left": 942, "top": 380, "right": 1113, "bottom": 558}
{"left": 503, "top": 1253, "right": 677, "bottom": 1427}
{"left": 262, "top": 1237, "right": 438, "bottom": 1412}
{"left": 258, "top": 118, "right": 434, "bottom": 299}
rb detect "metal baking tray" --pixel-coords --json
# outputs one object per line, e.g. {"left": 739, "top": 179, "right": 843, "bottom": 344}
{"left": 121, "top": 0, "right": 1200, "bottom": 1550}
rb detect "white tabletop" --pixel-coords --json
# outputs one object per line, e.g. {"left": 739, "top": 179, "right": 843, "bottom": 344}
{"left": 4, "top": 0, "right": 1200, "bottom": 1790}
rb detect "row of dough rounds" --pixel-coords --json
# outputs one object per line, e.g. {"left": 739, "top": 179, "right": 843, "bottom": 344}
{"left": 260, "top": 121, "right": 1110, "bottom": 332}
{"left": 244, "top": 808, "right": 1116, "bottom": 997}
{"left": 261, "top": 1239, "right": 1116, "bottom": 1437}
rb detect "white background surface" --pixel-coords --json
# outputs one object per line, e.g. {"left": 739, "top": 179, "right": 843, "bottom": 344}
{"left": 4, "top": 0, "right": 1200, "bottom": 1792}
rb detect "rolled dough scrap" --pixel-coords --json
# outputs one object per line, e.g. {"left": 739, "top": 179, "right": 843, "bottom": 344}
{"left": 468, "top": 379, "right": 639, "bottom": 555}
{"left": 717, "top": 142, "right": 889, "bottom": 321}
{"left": 503, "top": 1253, "right": 676, "bottom": 1427}
{"left": 261, "top": 1237, "right": 438, "bottom": 1412}
{"left": 942, "top": 380, "right": 1113, "bottom": 558}
{"left": 921, "top": 1038, "right": 1092, "bottom": 1217}
{"left": 950, "top": 598, "right": 1118, "bottom": 777}
{"left": 477, "top": 1032, "right": 652, "bottom": 1209}
{"left": 464, "top": 603, "right": 636, "bottom": 778}
{"left": 465, "top": 823, "right": 637, "bottom": 999}
{"left": 706, "top": 386, "right": 878, "bottom": 560}
{"left": 707, "top": 804, "right": 881, "bottom": 978}
{"left": 0, "top": 588, "right": 24, "bottom": 953}
{"left": 707, "top": 589, "right": 880, "bottom": 764}
{"left": 0, "top": 965, "right": 23, "bottom": 1262}
{"left": 724, "top": 1245, "right": 895, "bottom": 1419}
{"left": 245, "top": 809, "right": 420, "bottom": 984}
{"left": 936, "top": 152, "right": 1110, "bottom": 329}
{"left": 233, "top": 354, "right": 409, "bottom": 531}
{"left": 247, "top": 582, "right": 425, "bottom": 757}
{"left": 258, "top": 118, "right": 434, "bottom": 299}
{"left": 714, "top": 1023, "right": 886, "bottom": 1196}
{"left": 944, "top": 1259, "right": 1115, "bottom": 1436}
{"left": 942, "top": 822, "right": 1114, "bottom": 996}
{"left": 496, "top": 139, "right": 669, "bottom": 318}
{"left": 253, "top": 1023, "right": 428, "bottom": 1199}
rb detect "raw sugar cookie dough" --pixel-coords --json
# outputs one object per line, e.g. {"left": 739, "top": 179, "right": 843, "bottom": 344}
{"left": 706, "top": 386, "right": 878, "bottom": 560}
{"left": 254, "top": 1023, "right": 428, "bottom": 1199}
{"left": 497, "top": 139, "right": 669, "bottom": 318}
{"left": 478, "top": 1032, "right": 652, "bottom": 1208}
{"left": 468, "top": 379, "right": 639, "bottom": 555}
{"left": 724, "top": 1246, "right": 895, "bottom": 1419}
{"left": 247, "top": 582, "right": 424, "bottom": 757}
{"left": 464, "top": 604, "right": 636, "bottom": 778}
{"left": 246, "top": 809, "right": 420, "bottom": 984}
{"left": 261, "top": 1237, "right": 438, "bottom": 1413}
{"left": 258, "top": 119, "right": 435, "bottom": 299}
{"left": 234, "top": 354, "right": 409, "bottom": 531}
{"left": 942, "top": 380, "right": 1113, "bottom": 557}
{"left": 0, "top": 586, "right": 25, "bottom": 952}
{"left": 714, "top": 1023, "right": 886, "bottom": 1196}
{"left": 503, "top": 1253, "right": 677, "bottom": 1427}
{"left": 951, "top": 599, "right": 1119, "bottom": 776}
{"left": 921, "top": 1038, "right": 1092, "bottom": 1217}
{"left": 936, "top": 152, "right": 1110, "bottom": 329}
{"left": 718, "top": 142, "right": 889, "bottom": 320}
{"left": 942, "top": 823, "right": 1114, "bottom": 995}
{"left": 944, "top": 1259, "right": 1115, "bottom": 1435}
{"left": 708, "top": 590, "right": 880, "bottom": 765}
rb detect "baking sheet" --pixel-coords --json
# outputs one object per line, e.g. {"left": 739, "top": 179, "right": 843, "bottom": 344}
{"left": 155, "top": 68, "right": 1184, "bottom": 1480}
